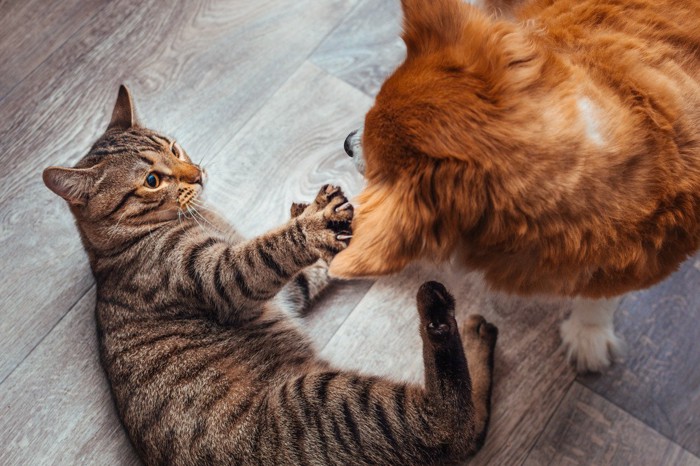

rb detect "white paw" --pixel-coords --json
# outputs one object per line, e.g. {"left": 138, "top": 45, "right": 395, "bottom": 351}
{"left": 560, "top": 318, "right": 623, "bottom": 373}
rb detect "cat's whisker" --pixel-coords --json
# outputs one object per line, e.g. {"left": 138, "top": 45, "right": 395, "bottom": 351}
{"left": 187, "top": 205, "right": 207, "bottom": 232}
{"left": 191, "top": 199, "right": 217, "bottom": 214}
{"left": 145, "top": 222, "right": 156, "bottom": 241}
{"left": 107, "top": 210, "right": 129, "bottom": 241}
{"left": 189, "top": 204, "right": 222, "bottom": 233}
{"left": 200, "top": 158, "right": 219, "bottom": 171}
{"left": 191, "top": 200, "right": 221, "bottom": 219}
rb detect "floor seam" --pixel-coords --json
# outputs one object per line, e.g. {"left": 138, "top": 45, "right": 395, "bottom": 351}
{"left": 519, "top": 376, "right": 576, "bottom": 466}
{"left": 319, "top": 281, "right": 376, "bottom": 352}
{"left": 577, "top": 383, "right": 700, "bottom": 458}
{"left": 202, "top": 0, "right": 360, "bottom": 169}
{"left": 307, "top": 0, "right": 364, "bottom": 59}
{"left": 0, "top": 283, "right": 95, "bottom": 386}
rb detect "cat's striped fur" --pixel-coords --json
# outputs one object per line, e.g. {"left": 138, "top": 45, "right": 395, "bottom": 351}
{"left": 42, "top": 86, "right": 498, "bottom": 465}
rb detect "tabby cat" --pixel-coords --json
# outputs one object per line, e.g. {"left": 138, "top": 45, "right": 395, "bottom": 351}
{"left": 42, "top": 85, "right": 498, "bottom": 465}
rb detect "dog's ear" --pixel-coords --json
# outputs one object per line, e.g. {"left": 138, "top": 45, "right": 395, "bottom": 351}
{"left": 329, "top": 181, "right": 432, "bottom": 278}
{"left": 400, "top": 0, "right": 467, "bottom": 57}
{"left": 401, "top": 0, "right": 540, "bottom": 85}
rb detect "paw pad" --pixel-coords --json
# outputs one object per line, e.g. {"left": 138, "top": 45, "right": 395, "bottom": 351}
{"left": 427, "top": 321, "right": 451, "bottom": 339}
{"left": 417, "top": 281, "right": 457, "bottom": 340}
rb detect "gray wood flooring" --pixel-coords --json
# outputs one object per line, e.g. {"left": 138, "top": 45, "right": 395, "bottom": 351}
{"left": 1, "top": 1, "right": 698, "bottom": 464}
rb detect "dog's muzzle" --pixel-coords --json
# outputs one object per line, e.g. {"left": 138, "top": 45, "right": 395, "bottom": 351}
{"left": 344, "top": 130, "right": 358, "bottom": 157}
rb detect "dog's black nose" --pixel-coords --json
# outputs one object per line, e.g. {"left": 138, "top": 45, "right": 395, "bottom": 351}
{"left": 344, "top": 130, "right": 357, "bottom": 158}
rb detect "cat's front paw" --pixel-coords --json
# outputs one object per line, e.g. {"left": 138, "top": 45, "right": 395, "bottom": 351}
{"left": 298, "top": 185, "right": 353, "bottom": 262}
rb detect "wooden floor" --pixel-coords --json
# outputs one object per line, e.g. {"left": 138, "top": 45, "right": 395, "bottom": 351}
{"left": 1, "top": 1, "right": 698, "bottom": 464}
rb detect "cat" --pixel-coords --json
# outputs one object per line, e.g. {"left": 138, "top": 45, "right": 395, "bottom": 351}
{"left": 42, "top": 85, "right": 499, "bottom": 465}
{"left": 332, "top": 0, "right": 700, "bottom": 372}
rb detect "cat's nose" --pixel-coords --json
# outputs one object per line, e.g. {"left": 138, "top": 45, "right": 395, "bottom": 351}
{"left": 344, "top": 130, "right": 358, "bottom": 158}
{"left": 177, "top": 164, "right": 203, "bottom": 185}
{"left": 191, "top": 170, "right": 202, "bottom": 185}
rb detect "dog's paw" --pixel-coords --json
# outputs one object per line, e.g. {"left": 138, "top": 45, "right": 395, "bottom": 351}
{"left": 298, "top": 185, "right": 354, "bottom": 262}
{"left": 560, "top": 318, "right": 623, "bottom": 373}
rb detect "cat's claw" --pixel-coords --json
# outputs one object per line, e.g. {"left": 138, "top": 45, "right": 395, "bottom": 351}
{"left": 335, "top": 202, "right": 353, "bottom": 212}
{"left": 298, "top": 185, "right": 354, "bottom": 262}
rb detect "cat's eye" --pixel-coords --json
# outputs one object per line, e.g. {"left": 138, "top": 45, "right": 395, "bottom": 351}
{"left": 145, "top": 172, "right": 160, "bottom": 188}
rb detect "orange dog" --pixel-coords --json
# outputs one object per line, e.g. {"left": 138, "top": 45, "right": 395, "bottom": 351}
{"left": 331, "top": 0, "right": 700, "bottom": 371}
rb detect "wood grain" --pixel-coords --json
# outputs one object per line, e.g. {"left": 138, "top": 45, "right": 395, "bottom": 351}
{"left": 578, "top": 255, "right": 700, "bottom": 456}
{"left": 310, "top": 0, "right": 406, "bottom": 96}
{"left": 320, "top": 262, "right": 578, "bottom": 465}
{"left": 0, "top": 0, "right": 107, "bottom": 98}
{"left": 0, "top": 0, "right": 357, "bottom": 383}
{"left": 0, "top": 289, "right": 140, "bottom": 466}
{"left": 524, "top": 383, "right": 700, "bottom": 466}
{"left": 204, "top": 61, "right": 372, "bottom": 234}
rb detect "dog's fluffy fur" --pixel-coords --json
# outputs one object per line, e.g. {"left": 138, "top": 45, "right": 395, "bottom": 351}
{"left": 330, "top": 0, "right": 700, "bottom": 300}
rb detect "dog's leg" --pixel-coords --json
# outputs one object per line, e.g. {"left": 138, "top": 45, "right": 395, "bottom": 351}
{"left": 560, "top": 296, "right": 624, "bottom": 373}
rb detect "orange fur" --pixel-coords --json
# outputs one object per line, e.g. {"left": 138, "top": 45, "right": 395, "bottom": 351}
{"left": 330, "top": 0, "right": 700, "bottom": 298}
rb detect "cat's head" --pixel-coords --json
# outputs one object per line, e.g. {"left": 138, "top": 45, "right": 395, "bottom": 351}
{"left": 43, "top": 86, "right": 203, "bottom": 243}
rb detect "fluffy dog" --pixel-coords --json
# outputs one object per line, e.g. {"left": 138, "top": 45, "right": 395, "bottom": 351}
{"left": 331, "top": 0, "right": 700, "bottom": 371}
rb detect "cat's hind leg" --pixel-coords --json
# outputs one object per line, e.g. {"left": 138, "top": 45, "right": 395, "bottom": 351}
{"left": 257, "top": 281, "right": 498, "bottom": 465}
{"left": 417, "top": 281, "right": 498, "bottom": 458}
{"left": 460, "top": 314, "right": 498, "bottom": 450}
{"left": 560, "top": 296, "right": 623, "bottom": 372}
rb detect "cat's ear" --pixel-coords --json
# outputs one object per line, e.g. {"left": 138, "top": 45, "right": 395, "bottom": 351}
{"left": 107, "top": 84, "right": 136, "bottom": 131}
{"left": 42, "top": 166, "right": 97, "bottom": 205}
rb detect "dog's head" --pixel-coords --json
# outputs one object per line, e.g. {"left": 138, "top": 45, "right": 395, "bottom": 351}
{"left": 331, "top": 0, "right": 551, "bottom": 278}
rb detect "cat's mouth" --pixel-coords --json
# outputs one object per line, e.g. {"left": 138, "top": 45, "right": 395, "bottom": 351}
{"left": 178, "top": 184, "right": 202, "bottom": 210}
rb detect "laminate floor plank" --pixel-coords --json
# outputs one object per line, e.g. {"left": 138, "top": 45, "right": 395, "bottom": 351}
{"left": 578, "top": 256, "right": 700, "bottom": 456}
{"left": 0, "top": 0, "right": 357, "bottom": 383}
{"left": 524, "top": 383, "right": 700, "bottom": 466}
{"left": 0, "top": 0, "right": 108, "bottom": 98}
{"left": 0, "top": 289, "right": 141, "bottom": 466}
{"left": 310, "top": 0, "right": 405, "bottom": 96}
